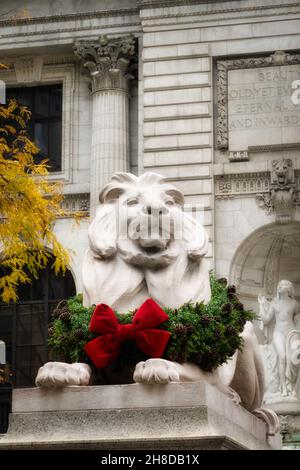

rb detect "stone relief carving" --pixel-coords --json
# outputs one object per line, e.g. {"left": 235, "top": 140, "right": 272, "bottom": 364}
{"left": 215, "top": 163, "right": 300, "bottom": 223}
{"left": 258, "top": 280, "right": 300, "bottom": 402}
{"left": 74, "top": 34, "right": 137, "bottom": 93}
{"left": 215, "top": 172, "right": 270, "bottom": 199}
{"left": 216, "top": 51, "right": 300, "bottom": 149}
{"left": 229, "top": 151, "right": 249, "bottom": 162}
{"left": 279, "top": 415, "right": 290, "bottom": 435}
{"left": 14, "top": 56, "right": 43, "bottom": 83}
{"left": 61, "top": 194, "right": 90, "bottom": 215}
{"left": 256, "top": 159, "right": 299, "bottom": 223}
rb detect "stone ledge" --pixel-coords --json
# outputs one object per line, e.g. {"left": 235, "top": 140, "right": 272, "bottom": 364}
{"left": 0, "top": 381, "right": 281, "bottom": 450}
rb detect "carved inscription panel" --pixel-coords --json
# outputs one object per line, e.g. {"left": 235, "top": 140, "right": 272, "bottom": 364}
{"left": 228, "top": 65, "right": 300, "bottom": 151}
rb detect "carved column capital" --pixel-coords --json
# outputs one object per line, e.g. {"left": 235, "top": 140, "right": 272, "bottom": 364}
{"left": 74, "top": 34, "right": 136, "bottom": 93}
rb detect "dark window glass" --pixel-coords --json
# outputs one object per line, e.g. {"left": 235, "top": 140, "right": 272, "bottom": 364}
{"left": 6, "top": 84, "right": 63, "bottom": 172}
{"left": 0, "top": 260, "right": 76, "bottom": 387}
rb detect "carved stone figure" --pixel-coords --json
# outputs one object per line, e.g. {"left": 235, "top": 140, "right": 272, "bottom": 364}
{"left": 36, "top": 172, "right": 279, "bottom": 433}
{"left": 82, "top": 172, "right": 211, "bottom": 311}
{"left": 258, "top": 280, "right": 300, "bottom": 399}
{"left": 256, "top": 159, "right": 298, "bottom": 223}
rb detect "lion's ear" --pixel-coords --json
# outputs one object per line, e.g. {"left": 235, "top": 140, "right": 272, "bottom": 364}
{"left": 88, "top": 204, "right": 117, "bottom": 259}
{"left": 182, "top": 213, "right": 209, "bottom": 259}
{"left": 99, "top": 173, "right": 138, "bottom": 203}
{"left": 165, "top": 188, "right": 184, "bottom": 206}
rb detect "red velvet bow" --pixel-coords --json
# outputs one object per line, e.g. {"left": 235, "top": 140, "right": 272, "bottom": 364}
{"left": 84, "top": 299, "right": 171, "bottom": 368}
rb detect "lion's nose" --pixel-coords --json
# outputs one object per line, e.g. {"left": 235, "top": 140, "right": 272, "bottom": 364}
{"left": 143, "top": 205, "right": 168, "bottom": 215}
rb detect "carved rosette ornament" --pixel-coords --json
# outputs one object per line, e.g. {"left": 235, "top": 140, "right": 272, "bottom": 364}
{"left": 73, "top": 35, "right": 136, "bottom": 93}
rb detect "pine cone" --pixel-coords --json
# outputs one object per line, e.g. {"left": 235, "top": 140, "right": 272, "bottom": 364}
{"left": 59, "top": 333, "right": 69, "bottom": 342}
{"left": 60, "top": 310, "right": 71, "bottom": 324}
{"left": 221, "top": 303, "right": 232, "bottom": 315}
{"left": 217, "top": 277, "right": 227, "bottom": 286}
{"left": 48, "top": 326, "right": 54, "bottom": 337}
{"left": 237, "top": 317, "right": 246, "bottom": 330}
{"left": 174, "top": 324, "right": 188, "bottom": 337}
{"left": 52, "top": 300, "right": 68, "bottom": 319}
{"left": 200, "top": 314, "right": 212, "bottom": 326}
{"left": 226, "top": 325, "right": 237, "bottom": 336}
{"left": 214, "top": 328, "right": 222, "bottom": 340}
{"left": 74, "top": 328, "right": 84, "bottom": 340}
{"left": 214, "top": 315, "right": 221, "bottom": 323}
{"left": 227, "top": 285, "right": 236, "bottom": 294}
{"left": 186, "top": 325, "right": 195, "bottom": 334}
{"left": 235, "top": 301, "right": 244, "bottom": 312}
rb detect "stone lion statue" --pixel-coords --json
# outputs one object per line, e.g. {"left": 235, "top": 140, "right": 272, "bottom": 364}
{"left": 36, "top": 172, "right": 278, "bottom": 433}
{"left": 82, "top": 172, "right": 211, "bottom": 311}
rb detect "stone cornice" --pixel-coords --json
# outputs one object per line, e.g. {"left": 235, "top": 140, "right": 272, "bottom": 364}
{"left": 139, "top": 0, "right": 300, "bottom": 16}
{"left": 0, "top": 1, "right": 298, "bottom": 30}
{"left": 74, "top": 35, "right": 137, "bottom": 93}
{"left": 138, "top": 0, "right": 253, "bottom": 8}
{"left": 0, "top": 8, "right": 139, "bottom": 28}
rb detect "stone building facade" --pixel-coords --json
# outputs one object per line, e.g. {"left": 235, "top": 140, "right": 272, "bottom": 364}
{"left": 0, "top": 0, "right": 300, "bottom": 447}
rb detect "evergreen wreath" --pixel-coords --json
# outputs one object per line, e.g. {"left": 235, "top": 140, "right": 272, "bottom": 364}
{"left": 48, "top": 274, "right": 255, "bottom": 372}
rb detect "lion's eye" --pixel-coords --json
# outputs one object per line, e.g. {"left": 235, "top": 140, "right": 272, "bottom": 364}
{"left": 165, "top": 199, "right": 174, "bottom": 206}
{"left": 127, "top": 198, "right": 139, "bottom": 206}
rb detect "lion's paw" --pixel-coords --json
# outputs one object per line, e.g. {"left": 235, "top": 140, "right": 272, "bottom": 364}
{"left": 226, "top": 386, "right": 242, "bottom": 405}
{"left": 133, "top": 358, "right": 180, "bottom": 384}
{"left": 35, "top": 362, "right": 92, "bottom": 388}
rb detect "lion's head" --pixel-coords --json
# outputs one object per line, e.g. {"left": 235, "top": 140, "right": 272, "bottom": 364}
{"left": 271, "top": 159, "right": 294, "bottom": 187}
{"left": 88, "top": 172, "right": 208, "bottom": 269}
{"left": 83, "top": 172, "right": 210, "bottom": 309}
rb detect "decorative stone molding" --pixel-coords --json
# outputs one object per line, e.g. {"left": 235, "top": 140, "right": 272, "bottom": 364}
{"left": 216, "top": 163, "right": 300, "bottom": 222}
{"left": 0, "top": 55, "right": 75, "bottom": 71}
{"left": 14, "top": 56, "right": 43, "bottom": 83}
{"left": 61, "top": 194, "right": 90, "bottom": 216}
{"left": 216, "top": 51, "right": 300, "bottom": 149}
{"left": 215, "top": 172, "right": 270, "bottom": 199}
{"left": 73, "top": 35, "right": 137, "bottom": 94}
{"left": 0, "top": 8, "right": 138, "bottom": 27}
{"left": 256, "top": 159, "right": 299, "bottom": 223}
{"left": 229, "top": 151, "right": 249, "bottom": 162}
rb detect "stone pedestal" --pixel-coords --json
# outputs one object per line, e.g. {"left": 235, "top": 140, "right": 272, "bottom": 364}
{"left": 74, "top": 35, "right": 136, "bottom": 215}
{"left": 267, "top": 401, "right": 300, "bottom": 450}
{"left": 0, "top": 382, "right": 281, "bottom": 450}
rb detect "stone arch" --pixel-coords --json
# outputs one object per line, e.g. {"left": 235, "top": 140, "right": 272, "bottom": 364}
{"left": 229, "top": 222, "right": 300, "bottom": 313}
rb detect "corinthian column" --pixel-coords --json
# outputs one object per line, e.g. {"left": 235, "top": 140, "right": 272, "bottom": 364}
{"left": 74, "top": 35, "right": 136, "bottom": 214}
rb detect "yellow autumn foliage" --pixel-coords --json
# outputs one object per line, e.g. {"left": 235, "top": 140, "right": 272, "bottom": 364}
{"left": 0, "top": 98, "right": 71, "bottom": 303}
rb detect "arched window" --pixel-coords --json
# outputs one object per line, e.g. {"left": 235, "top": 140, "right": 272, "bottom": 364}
{"left": 0, "top": 261, "right": 76, "bottom": 387}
